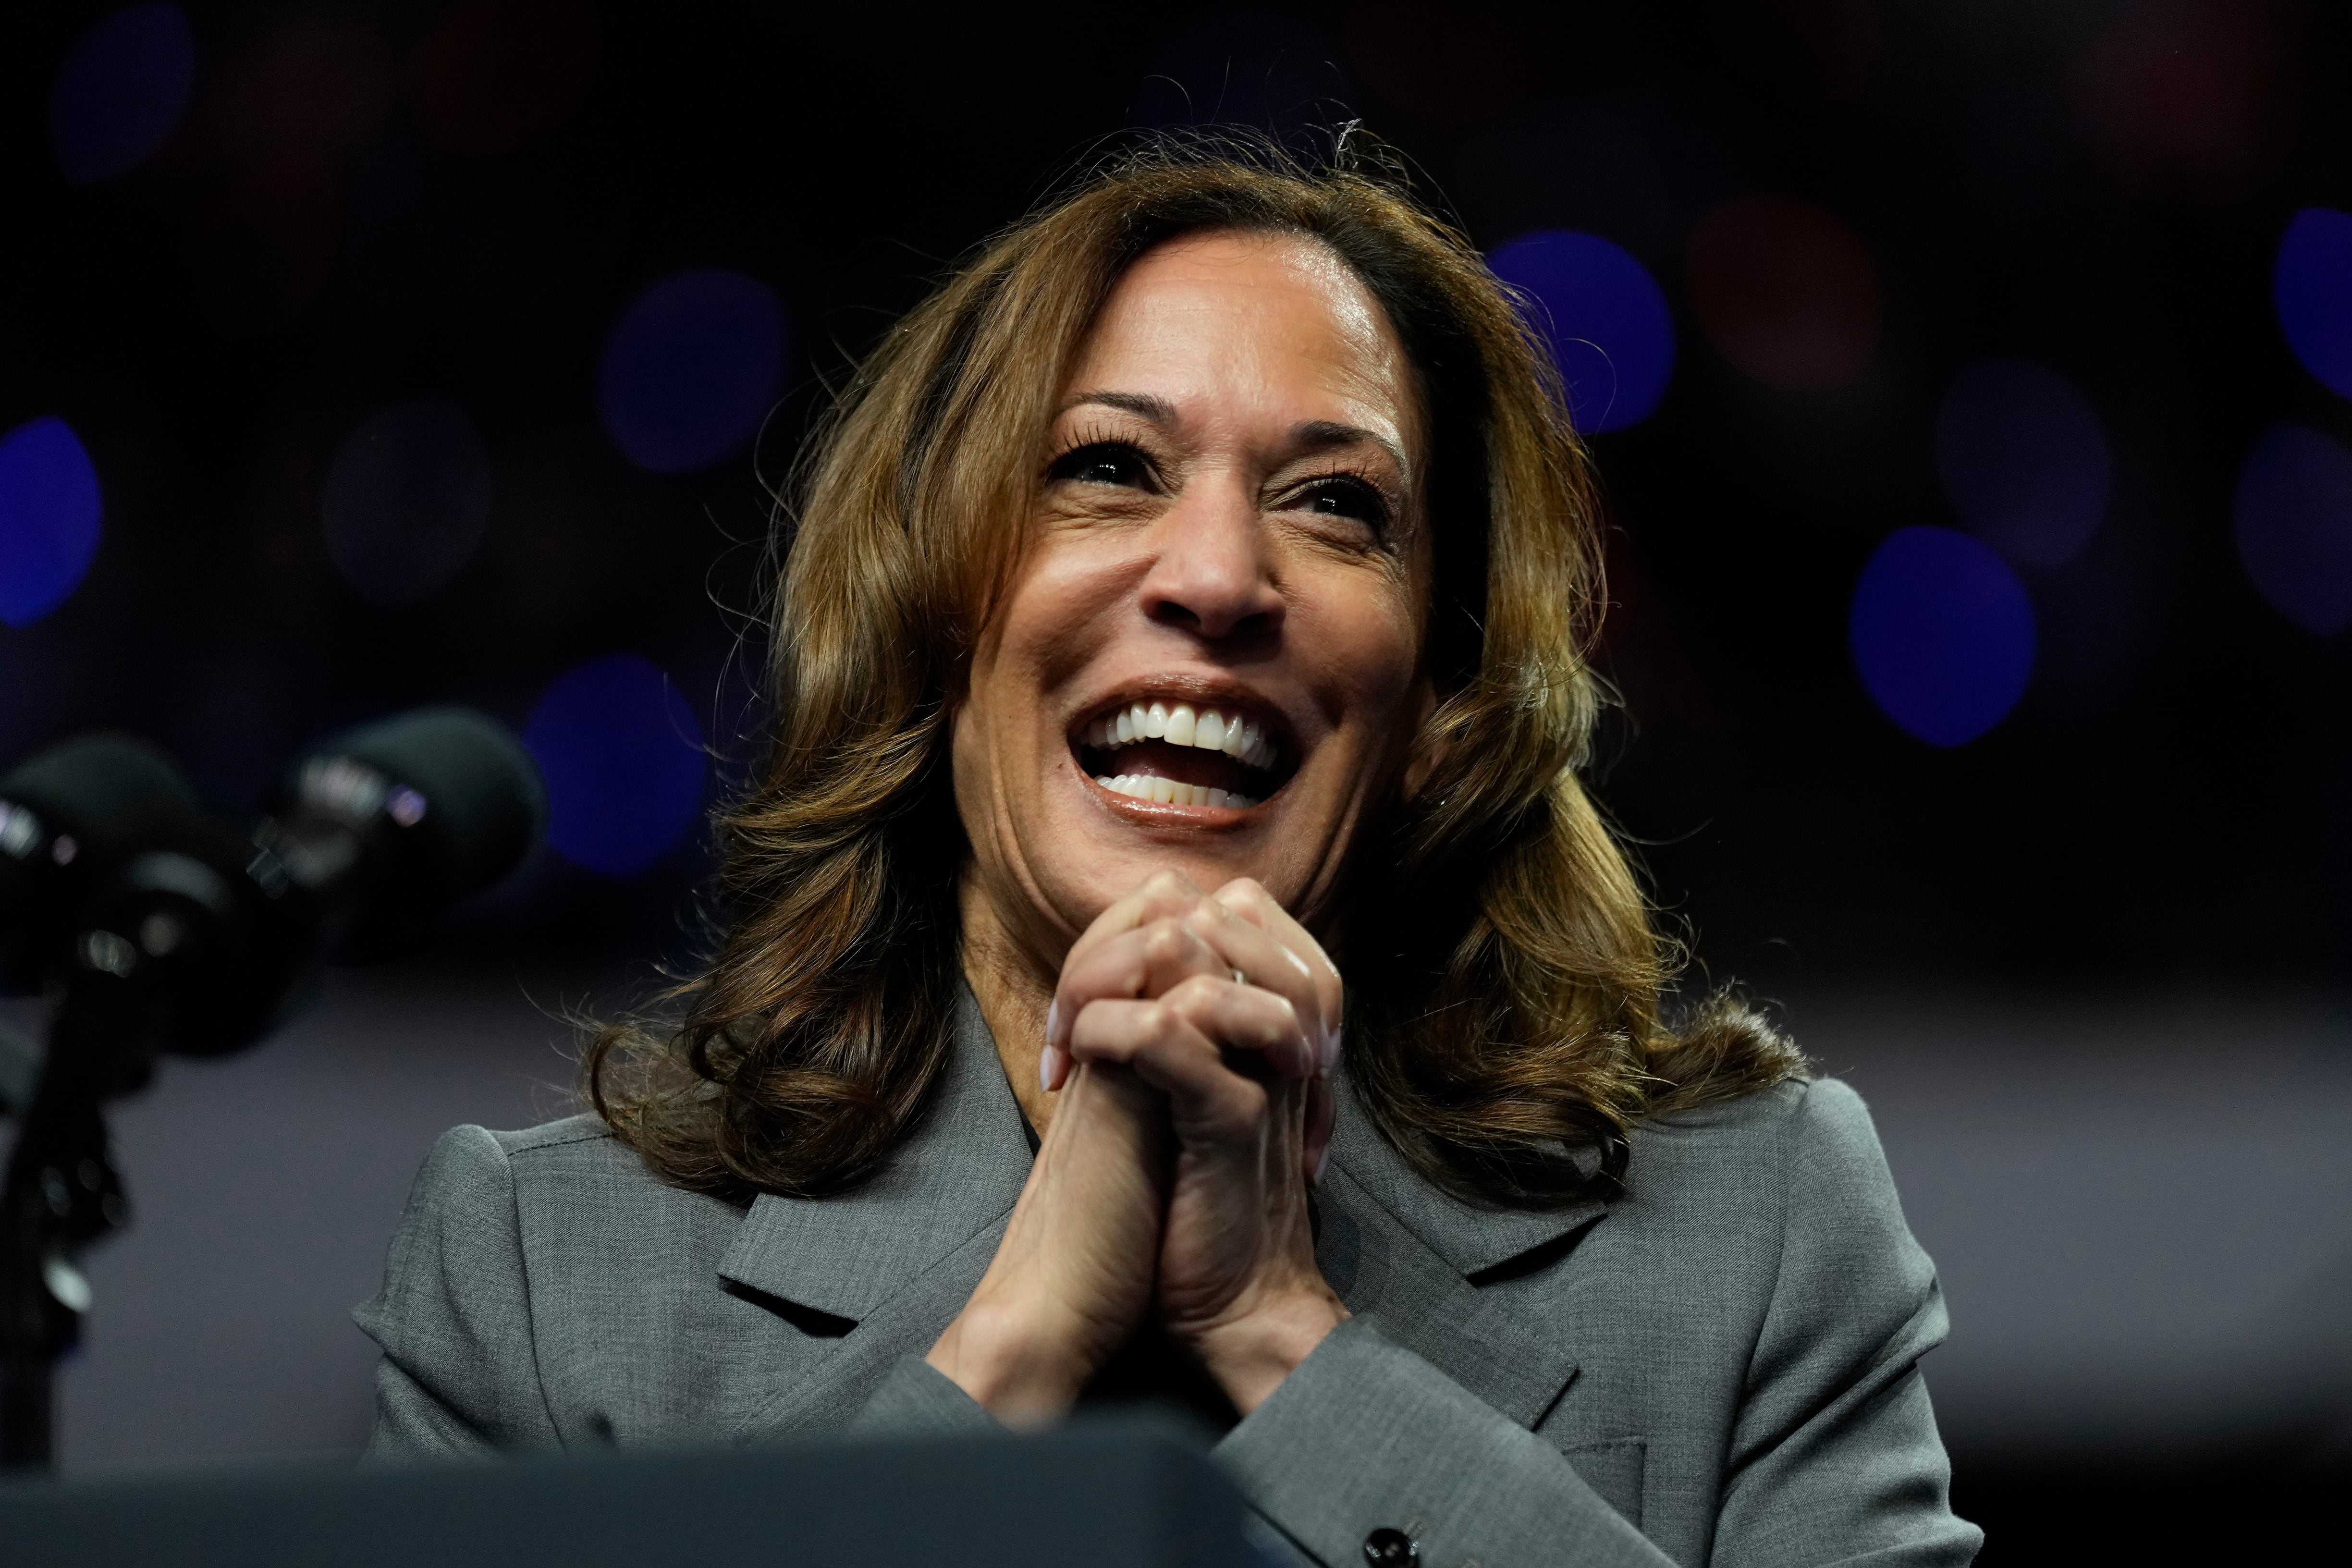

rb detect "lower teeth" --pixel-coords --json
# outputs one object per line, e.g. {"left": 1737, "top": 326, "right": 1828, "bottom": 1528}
{"left": 1095, "top": 774, "right": 1257, "bottom": 809}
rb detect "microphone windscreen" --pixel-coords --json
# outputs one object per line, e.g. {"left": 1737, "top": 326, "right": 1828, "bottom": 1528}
{"left": 0, "top": 735, "right": 199, "bottom": 855}
{"left": 316, "top": 707, "right": 546, "bottom": 903}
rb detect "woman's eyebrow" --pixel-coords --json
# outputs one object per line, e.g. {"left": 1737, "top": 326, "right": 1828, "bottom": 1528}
{"left": 1294, "top": 419, "right": 1409, "bottom": 482}
{"left": 1062, "top": 395, "right": 1408, "bottom": 478}
{"left": 1060, "top": 390, "right": 1175, "bottom": 423}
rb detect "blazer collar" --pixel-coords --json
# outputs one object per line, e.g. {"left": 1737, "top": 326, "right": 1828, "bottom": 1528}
{"left": 717, "top": 985, "right": 1031, "bottom": 1323}
{"left": 1324, "top": 1073, "right": 1611, "bottom": 1280}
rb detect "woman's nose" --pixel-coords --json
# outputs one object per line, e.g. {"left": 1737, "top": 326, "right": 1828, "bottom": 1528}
{"left": 1139, "top": 481, "right": 1285, "bottom": 642}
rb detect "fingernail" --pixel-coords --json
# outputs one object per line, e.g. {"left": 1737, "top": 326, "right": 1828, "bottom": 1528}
{"left": 1044, "top": 1000, "right": 1059, "bottom": 1044}
{"left": 1313, "top": 1144, "right": 1332, "bottom": 1185}
{"left": 1040, "top": 1044, "right": 1063, "bottom": 1092}
{"left": 1321, "top": 1027, "right": 1343, "bottom": 1073}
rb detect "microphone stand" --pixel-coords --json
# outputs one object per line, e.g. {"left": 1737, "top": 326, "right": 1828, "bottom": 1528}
{"left": 0, "top": 967, "right": 141, "bottom": 1469}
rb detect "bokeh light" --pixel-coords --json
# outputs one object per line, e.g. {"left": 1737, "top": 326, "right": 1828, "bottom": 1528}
{"left": 1487, "top": 230, "right": 1675, "bottom": 432}
{"left": 49, "top": 3, "right": 196, "bottom": 184}
{"left": 2067, "top": 0, "right": 2305, "bottom": 203}
{"left": 1850, "top": 526, "right": 2035, "bottom": 747}
{"left": 1934, "top": 357, "right": 2110, "bottom": 568}
{"left": 1687, "top": 194, "right": 1880, "bottom": 392}
{"left": 1131, "top": 12, "right": 1352, "bottom": 147}
{"left": 0, "top": 417, "right": 104, "bottom": 629}
{"left": 598, "top": 269, "right": 784, "bottom": 474}
{"left": 322, "top": 398, "right": 492, "bottom": 609}
{"left": 415, "top": 0, "right": 600, "bottom": 155}
{"left": 524, "top": 653, "right": 706, "bottom": 877}
{"left": 2232, "top": 422, "right": 2352, "bottom": 637}
{"left": 1345, "top": 1, "right": 1553, "bottom": 126}
{"left": 2275, "top": 208, "right": 2352, "bottom": 403}
{"left": 1711, "top": 0, "right": 1885, "bottom": 108}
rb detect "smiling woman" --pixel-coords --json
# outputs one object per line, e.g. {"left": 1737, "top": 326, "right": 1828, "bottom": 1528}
{"left": 357, "top": 144, "right": 1979, "bottom": 1567}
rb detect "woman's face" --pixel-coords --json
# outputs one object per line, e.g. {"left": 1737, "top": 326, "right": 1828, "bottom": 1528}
{"left": 954, "top": 229, "right": 1432, "bottom": 964}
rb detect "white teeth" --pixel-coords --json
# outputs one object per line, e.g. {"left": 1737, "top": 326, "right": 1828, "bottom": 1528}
{"left": 1096, "top": 773, "right": 1261, "bottom": 809}
{"left": 1083, "top": 702, "right": 1278, "bottom": 771}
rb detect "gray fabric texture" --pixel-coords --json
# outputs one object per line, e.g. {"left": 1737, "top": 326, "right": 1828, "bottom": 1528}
{"left": 356, "top": 988, "right": 1981, "bottom": 1565}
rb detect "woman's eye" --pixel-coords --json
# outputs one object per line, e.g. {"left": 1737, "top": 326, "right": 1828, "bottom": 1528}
{"left": 1047, "top": 441, "right": 1150, "bottom": 489}
{"left": 1294, "top": 478, "right": 1391, "bottom": 530}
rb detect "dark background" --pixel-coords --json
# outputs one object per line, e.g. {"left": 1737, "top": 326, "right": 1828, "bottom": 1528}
{"left": 4, "top": 2, "right": 2350, "bottom": 1560}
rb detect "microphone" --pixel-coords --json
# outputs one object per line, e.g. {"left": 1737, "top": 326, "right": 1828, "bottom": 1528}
{"left": 1, "top": 708, "right": 544, "bottom": 1466}
{"left": 0, "top": 708, "right": 545, "bottom": 1060}
{"left": 0, "top": 735, "right": 203, "bottom": 998}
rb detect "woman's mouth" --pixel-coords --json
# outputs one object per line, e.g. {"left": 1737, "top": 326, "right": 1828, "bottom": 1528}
{"left": 1072, "top": 699, "right": 1292, "bottom": 810}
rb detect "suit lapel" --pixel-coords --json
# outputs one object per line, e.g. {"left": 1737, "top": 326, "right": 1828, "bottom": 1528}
{"left": 1317, "top": 1081, "right": 1608, "bottom": 1431}
{"left": 722, "top": 986, "right": 1031, "bottom": 1438}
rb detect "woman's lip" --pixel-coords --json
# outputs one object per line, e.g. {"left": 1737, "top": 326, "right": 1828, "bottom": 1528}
{"left": 1086, "top": 773, "right": 1264, "bottom": 821}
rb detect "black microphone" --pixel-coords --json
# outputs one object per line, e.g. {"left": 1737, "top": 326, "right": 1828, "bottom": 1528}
{"left": 0, "top": 709, "right": 543, "bottom": 1465}
{"left": 0, "top": 735, "right": 203, "bottom": 998}
{"left": 0, "top": 708, "right": 544, "bottom": 1060}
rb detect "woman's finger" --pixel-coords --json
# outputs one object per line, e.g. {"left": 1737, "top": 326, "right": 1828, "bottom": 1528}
{"left": 1072, "top": 982, "right": 1326, "bottom": 1114}
{"left": 1210, "top": 879, "right": 1344, "bottom": 1070}
{"left": 1302, "top": 1072, "right": 1336, "bottom": 1186}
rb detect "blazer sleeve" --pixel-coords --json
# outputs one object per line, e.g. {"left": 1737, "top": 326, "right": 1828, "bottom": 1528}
{"left": 1214, "top": 1080, "right": 1981, "bottom": 1568}
{"left": 1713, "top": 1078, "right": 1982, "bottom": 1567}
{"left": 352, "top": 1124, "right": 564, "bottom": 1461}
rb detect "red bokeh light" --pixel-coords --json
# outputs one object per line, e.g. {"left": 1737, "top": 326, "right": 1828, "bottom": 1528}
{"left": 1344, "top": 0, "right": 1555, "bottom": 126}
{"left": 415, "top": 0, "right": 600, "bottom": 156}
{"left": 2066, "top": 0, "right": 2309, "bottom": 203}
{"left": 1685, "top": 194, "right": 1880, "bottom": 392}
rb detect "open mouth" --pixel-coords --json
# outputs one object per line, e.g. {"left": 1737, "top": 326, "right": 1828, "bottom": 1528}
{"left": 1072, "top": 699, "right": 1293, "bottom": 810}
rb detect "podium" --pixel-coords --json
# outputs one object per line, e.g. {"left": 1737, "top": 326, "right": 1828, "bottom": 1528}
{"left": 0, "top": 1422, "right": 1262, "bottom": 1567}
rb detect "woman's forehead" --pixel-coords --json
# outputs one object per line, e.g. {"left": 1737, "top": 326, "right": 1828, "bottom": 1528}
{"left": 1063, "top": 230, "right": 1422, "bottom": 453}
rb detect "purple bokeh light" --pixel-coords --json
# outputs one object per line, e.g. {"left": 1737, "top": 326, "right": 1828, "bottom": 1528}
{"left": 523, "top": 653, "right": 706, "bottom": 877}
{"left": 49, "top": 4, "right": 196, "bottom": 184}
{"left": 1934, "top": 357, "right": 2110, "bottom": 568}
{"left": 0, "top": 417, "right": 104, "bottom": 629}
{"left": 598, "top": 269, "right": 784, "bottom": 474}
{"left": 2233, "top": 421, "right": 2352, "bottom": 637}
{"left": 1850, "top": 526, "right": 2035, "bottom": 747}
{"left": 1488, "top": 230, "right": 1676, "bottom": 433}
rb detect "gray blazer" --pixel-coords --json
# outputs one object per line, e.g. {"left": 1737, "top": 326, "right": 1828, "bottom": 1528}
{"left": 356, "top": 991, "right": 1980, "bottom": 1567}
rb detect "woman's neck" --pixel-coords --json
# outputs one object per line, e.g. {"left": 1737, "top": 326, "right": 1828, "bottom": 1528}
{"left": 957, "top": 876, "right": 1063, "bottom": 1139}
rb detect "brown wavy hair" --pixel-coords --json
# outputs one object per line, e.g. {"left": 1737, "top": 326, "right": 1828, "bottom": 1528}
{"left": 586, "top": 139, "right": 1806, "bottom": 1208}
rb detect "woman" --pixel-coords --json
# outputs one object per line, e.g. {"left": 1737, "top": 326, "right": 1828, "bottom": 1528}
{"left": 358, "top": 146, "right": 1981, "bottom": 1567}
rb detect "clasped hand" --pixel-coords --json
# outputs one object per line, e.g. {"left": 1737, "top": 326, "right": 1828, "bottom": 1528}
{"left": 926, "top": 871, "right": 1349, "bottom": 1426}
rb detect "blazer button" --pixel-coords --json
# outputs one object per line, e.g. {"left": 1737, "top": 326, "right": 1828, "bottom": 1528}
{"left": 1362, "top": 1527, "right": 1419, "bottom": 1566}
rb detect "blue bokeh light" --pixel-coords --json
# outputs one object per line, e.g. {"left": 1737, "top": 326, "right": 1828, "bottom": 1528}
{"left": 0, "top": 417, "right": 104, "bottom": 629}
{"left": 322, "top": 397, "right": 492, "bottom": 608}
{"left": 523, "top": 653, "right": 706, "bottom": 877}
{"left": 1850, "top": 526, "right": 2035, "bottom": 747}
{"left": 49, "top": 4, "right": 196, "bottom": 184}
{"left": 1488, "top": 230, "right": 1675, "bottom": 433}
{"left": 2232, "top": 421, "right": 2352, "bottom": 637}
{"left": 2275, "top": 207, "right": 2352, "bottom": 403}
{"left": 598, "top": 269, "right": 784, "bottom": 474}
{"left": 1934, "top": 357, "right": 2110, "bottom": 568}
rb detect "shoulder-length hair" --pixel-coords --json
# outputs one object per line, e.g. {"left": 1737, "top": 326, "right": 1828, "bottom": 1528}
{"left": 587, "top": 140, "right": 1804, "bottom": 1208}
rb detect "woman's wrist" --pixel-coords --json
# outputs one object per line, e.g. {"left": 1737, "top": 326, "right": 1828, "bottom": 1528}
{"left": 1185, "top": 1286, "right": 1350, "bottom": 1417}
{"left": 925, "top": 1293, "right": 1092, "bottom": 1429}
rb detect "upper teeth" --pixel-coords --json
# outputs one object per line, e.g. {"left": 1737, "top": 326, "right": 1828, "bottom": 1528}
{"left": 1082, "top": 702, "right": 1277, "bottom": 771}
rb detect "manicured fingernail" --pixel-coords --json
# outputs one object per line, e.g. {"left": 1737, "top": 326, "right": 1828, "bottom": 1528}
{"left": 1321, "top": 1027, "right": 1343, "bottom": 1072}
{"left": 1045, "top": 1000, "right": 1059, "bottom": 1044}
{"left": 1313, "top": 1144, "right": 1332, "bottom": 1184}
{"left": 1040, "top": 1044, "right": 1063, "bottom": 1092}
